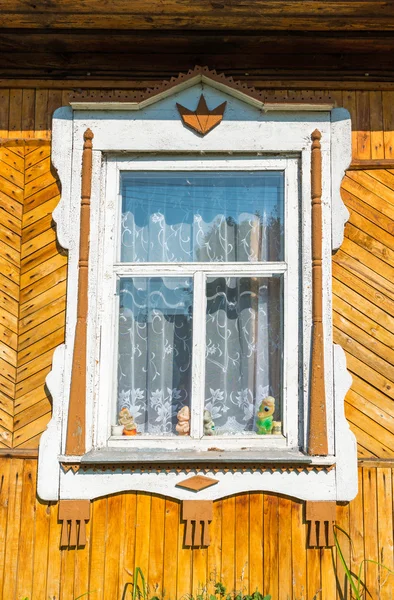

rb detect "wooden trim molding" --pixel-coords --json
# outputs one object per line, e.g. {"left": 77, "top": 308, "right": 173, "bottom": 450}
{"left": 348, "top": 159, "right": 394, "bottom": 170}
{"left": 68, "top": 65, "right": 335, "bottom": 108}
{"left": 308, "top": 129, "right": 329, "bottom": 456}
{"left": 60, "top": 462, "right": 335, "bottom": 474}
{"left": 65, "top": 128, "right": 94, "bottom": 456}
{"left": 0, "top": 449, "right": 39, "bottom": 458}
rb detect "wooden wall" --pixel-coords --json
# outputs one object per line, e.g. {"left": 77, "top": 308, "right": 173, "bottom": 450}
{"left": 0, "top": 137, "right": 65, "bottom": 450}
{"left": 1, "top": 458, "right": 393, "bottom": 600}
{"left": 0, "top": 84, "right": 394, "bottom": 599}
{"left": 1, "top": 86, "right": 394, "bottom": 456}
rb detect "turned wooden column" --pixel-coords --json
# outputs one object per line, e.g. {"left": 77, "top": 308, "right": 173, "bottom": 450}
{"left": 65, "top": 128, "right": 94, "bottom": 456}
{"left": 308, "top": 129, "right": 328, "bottom": 456}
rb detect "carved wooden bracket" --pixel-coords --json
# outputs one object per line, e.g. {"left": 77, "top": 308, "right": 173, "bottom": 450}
{"left": 182, "top": 500, "right": 213, "bottom": 547}
{"left": 177, "top": 94, "right": 226, "bottom": 135}
{"left": 306, "top": 501, "right": 336, "bottom": 547}
{"left": 59, "top": 500, "right": 91, "bottom": 548}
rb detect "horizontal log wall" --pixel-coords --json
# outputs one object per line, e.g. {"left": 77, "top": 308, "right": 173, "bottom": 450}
{"left": 0, "top": 84, "right": 394, "bottom": 599}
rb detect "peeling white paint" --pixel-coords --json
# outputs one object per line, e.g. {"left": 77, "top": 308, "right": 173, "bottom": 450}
{"left": 38, "top": 80, "right": 356, "bottom": 503}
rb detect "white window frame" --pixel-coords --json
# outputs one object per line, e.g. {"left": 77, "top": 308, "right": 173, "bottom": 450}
{"left": 37, "top": 85, "right": 357, "bottom": 504}
{"left": 97, "top": 155, "right": 300, "bottom": 451}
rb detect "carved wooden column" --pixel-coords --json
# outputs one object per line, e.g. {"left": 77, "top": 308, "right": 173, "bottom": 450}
{"left": 65, "top": 129, "right": 94, "bottom": 456}
{"left": 308, "top": 129, "right": 328, "bottom": 456}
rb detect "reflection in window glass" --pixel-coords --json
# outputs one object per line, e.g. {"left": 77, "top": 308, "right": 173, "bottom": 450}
{"left": 121, "top": 171, "right": 284, "bottom": 263}
{"left": 117, "top": 277, "right": 193, "bottom": 435}
{"left": 204, "top": 276, "right": 283, "bottom": 435}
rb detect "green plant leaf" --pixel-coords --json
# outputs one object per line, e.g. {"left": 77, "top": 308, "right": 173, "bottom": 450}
{"left": 214, "top": 582, "right": 226, "bottom": 596}
{"left": 333, "top": 527, "right": 361, "bottom": 600}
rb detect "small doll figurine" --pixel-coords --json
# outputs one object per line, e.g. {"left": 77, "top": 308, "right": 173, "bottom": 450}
{"left": 203, "top": 409, "right": 215, "bottom": 436}
{"left": 176, "top": 406, "right": 190, "bottom": 435}
{"left": 256, "top": 396, "right": 275, "bottom": 435}
{"left": 272, "top": 421, "right": 282, "bottom": 435}
{"left": 118, "top": 407, "right": 137, "bottom": 436}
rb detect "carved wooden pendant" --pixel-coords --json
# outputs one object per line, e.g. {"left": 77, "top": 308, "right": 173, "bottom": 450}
{"left": 176, "top": 94, "right": 226, "bottom": 135}
{"left": 58, "top": 500, "right": 91, "bottom": 548}
{"left": 182, "top": 500, "right": 213, "bottom": 547}
{"left": 306, "top": 501, "right": 336, "bottom": 547}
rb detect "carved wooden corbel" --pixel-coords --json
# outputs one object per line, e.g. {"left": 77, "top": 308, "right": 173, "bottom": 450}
{"left": 182, "top": 500, "right": 213, "bottom": 547}
{"left": 308, "top": 129, "right": 329, "bottom": 456}
{"left": 65, "top": 129, "right": 94, "bottom": 456}
{"left": 59, "top": 500, "right": 91, "bottom": 548}
{"left": 306, "top": 501, "right": 336, "bottom": 547}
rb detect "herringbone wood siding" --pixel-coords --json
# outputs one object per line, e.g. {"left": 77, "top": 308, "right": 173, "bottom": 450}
{"left": 0, "top": 143, "right": 21, "bottom": 448}
{"left": 334, "top": 169, "right": 394, "bottom": 457}
{"left": 0, "top": 139, "right": 65, "bottom": 449}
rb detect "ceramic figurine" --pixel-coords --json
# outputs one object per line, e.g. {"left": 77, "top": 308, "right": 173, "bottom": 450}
{"left": 256, "top": 396, "right": 275, "bottom": 435}
{"left": 118, "top": 407, "right": 137, "bottom": 436}
{"left": 272, "top": 421, "right": 282, "bottom": 435}
{"left": 203, "top": 409, "right": 215, "bottom": 435}
{"left": 176, "top": 406, "right": 190, "bottom": 435}
{"left": 111, "top": 424, "right": 124, "bottom": 436}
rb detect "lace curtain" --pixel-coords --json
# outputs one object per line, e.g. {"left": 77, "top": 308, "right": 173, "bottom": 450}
{"left": 120, "top": 172, "right": 283, "bottom": 263}
{"left": 117, "top": 171, "right": 284, "bottom": 435}
{"left": 205, "top": 276, "right": 282, "bottom": 435}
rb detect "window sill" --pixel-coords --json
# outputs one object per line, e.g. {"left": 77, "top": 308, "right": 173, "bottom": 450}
{"left": 60, "top": 448, "right": 336, "bottom": 467}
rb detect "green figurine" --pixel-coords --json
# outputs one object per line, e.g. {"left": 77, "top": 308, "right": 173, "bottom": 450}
{"left": 256, "top": 396, "right": 275, "bottom": 435}
{"left": 203, "top": 409, "right": 215, "bottom": 436}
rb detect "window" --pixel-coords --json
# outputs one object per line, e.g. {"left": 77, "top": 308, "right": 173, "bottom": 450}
{"left": 38, "top": 69, "right": 357, "bottom": 504}
{"left": 100, "top": 157, "right": 299, "bottom": 449}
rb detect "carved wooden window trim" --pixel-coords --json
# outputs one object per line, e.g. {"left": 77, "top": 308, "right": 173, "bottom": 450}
{"left": 37, "top": 68, "right": 357, "bottom": 506}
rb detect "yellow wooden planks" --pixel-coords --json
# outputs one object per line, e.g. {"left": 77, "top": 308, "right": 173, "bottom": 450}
{"left": 0, "top": 459, "right": 394, "bottom": 598}
{"left": 334, "top": 167, "right": 394, "bottom": 458}
{"left": 0, "top": 139, "right": 65, "bottom": 449}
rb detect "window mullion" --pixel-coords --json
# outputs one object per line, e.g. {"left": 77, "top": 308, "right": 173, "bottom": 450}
{"left": 190, "top": 270, "right": 206, "bottom": 439}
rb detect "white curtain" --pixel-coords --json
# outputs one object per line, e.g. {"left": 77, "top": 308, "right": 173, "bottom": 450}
{"left": 204, "top": 276, "right": 282, "bottom": 434}
{"left": 117, "top": 172, "right": 283, "bottom": 435}
{"left": 118, "top": 277, "right": 193, "bottom": 435}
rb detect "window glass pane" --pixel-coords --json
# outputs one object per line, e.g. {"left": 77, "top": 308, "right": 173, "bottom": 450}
{"left": 121, "top": 171, "right": 284, "bottom": 263}
{"left": 204, "top": 276, "right": 283, "bottom": 436}
{"left": 117, "top": 277, "right": 193, "bottom": 436}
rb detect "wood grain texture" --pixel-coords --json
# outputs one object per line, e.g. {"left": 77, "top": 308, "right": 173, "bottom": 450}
{"left": 333, "top": 167, "right": 394, "bottom": 457}
{"left": 2, "top": 2, "right": 394, "bottom": 32}
{"left": 308, "top": 129, "right": 328, "bottom": 456}
{"left": 65, "top": 128, "right": 93, "bottom": 456}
